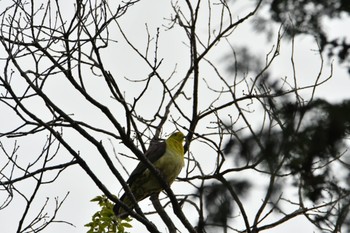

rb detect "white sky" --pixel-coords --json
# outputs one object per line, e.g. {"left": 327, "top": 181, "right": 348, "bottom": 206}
{"left": 1, "top": 0, "right": 349, "bottom": 233}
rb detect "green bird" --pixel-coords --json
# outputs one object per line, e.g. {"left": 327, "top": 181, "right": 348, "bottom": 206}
{"left": 113, "top": 131, "right": 185, "bottom": 218}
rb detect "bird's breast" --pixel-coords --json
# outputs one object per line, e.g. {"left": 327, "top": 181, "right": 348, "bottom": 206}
{"left": 154, "top": 148, "right": 184, "bottom": 184}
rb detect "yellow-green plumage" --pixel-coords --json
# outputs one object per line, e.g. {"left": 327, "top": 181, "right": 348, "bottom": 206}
{"left": 113, "top": 132, "right": 185, "bottom": 218}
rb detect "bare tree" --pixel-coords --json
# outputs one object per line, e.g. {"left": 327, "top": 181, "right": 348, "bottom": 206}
{"left": 1, "top": 0, "right": 349, "bottom": 233}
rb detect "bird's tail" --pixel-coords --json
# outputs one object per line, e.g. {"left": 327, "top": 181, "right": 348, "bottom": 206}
{"left": 113, "top": 194, "right": 133, "bottom": 219}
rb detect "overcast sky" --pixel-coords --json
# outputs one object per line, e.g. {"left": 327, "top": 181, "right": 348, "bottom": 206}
{"left": 1, "top": 1, "right": 350, "bottom": 233}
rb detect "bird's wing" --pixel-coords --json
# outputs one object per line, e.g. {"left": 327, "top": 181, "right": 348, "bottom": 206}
{"left": 127, "top": 140, "right": 166, "bottom": 185}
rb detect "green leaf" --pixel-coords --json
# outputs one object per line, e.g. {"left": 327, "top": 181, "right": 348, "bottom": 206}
{"left": 121, "top": 222, "right": 132, "bottom": 228}
{"left": 91, "top": 196, "right": 103, "bottom": 202}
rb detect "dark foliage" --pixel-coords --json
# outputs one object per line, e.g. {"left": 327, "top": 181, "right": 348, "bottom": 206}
{"left": 256, "top": 0, "right": 350, "bottom": 73}
{"left": 221, "top": 97, "right": 350, "bottom": 231}
{"left": 202, "top": 180, "right": 251, "bottom": 226}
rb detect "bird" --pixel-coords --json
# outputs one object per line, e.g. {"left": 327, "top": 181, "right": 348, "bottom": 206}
{"left": 113, "top": 131, "right": 185, "bottom": 218}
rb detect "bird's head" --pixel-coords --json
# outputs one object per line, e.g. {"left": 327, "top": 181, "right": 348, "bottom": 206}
{"left": 168, "top": 131, "right": 185, "bottom": 143}
{"left": 166, "top": 131, "right": 185, "bottom": 156}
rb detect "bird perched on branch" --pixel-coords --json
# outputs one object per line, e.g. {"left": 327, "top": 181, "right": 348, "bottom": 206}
{"left": 113, "top": 131, "right": 185, "bottom": 218}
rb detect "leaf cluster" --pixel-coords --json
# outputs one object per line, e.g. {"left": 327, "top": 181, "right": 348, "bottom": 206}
{"left": 85, "top": 196, "right": 132, "bottom": 233}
